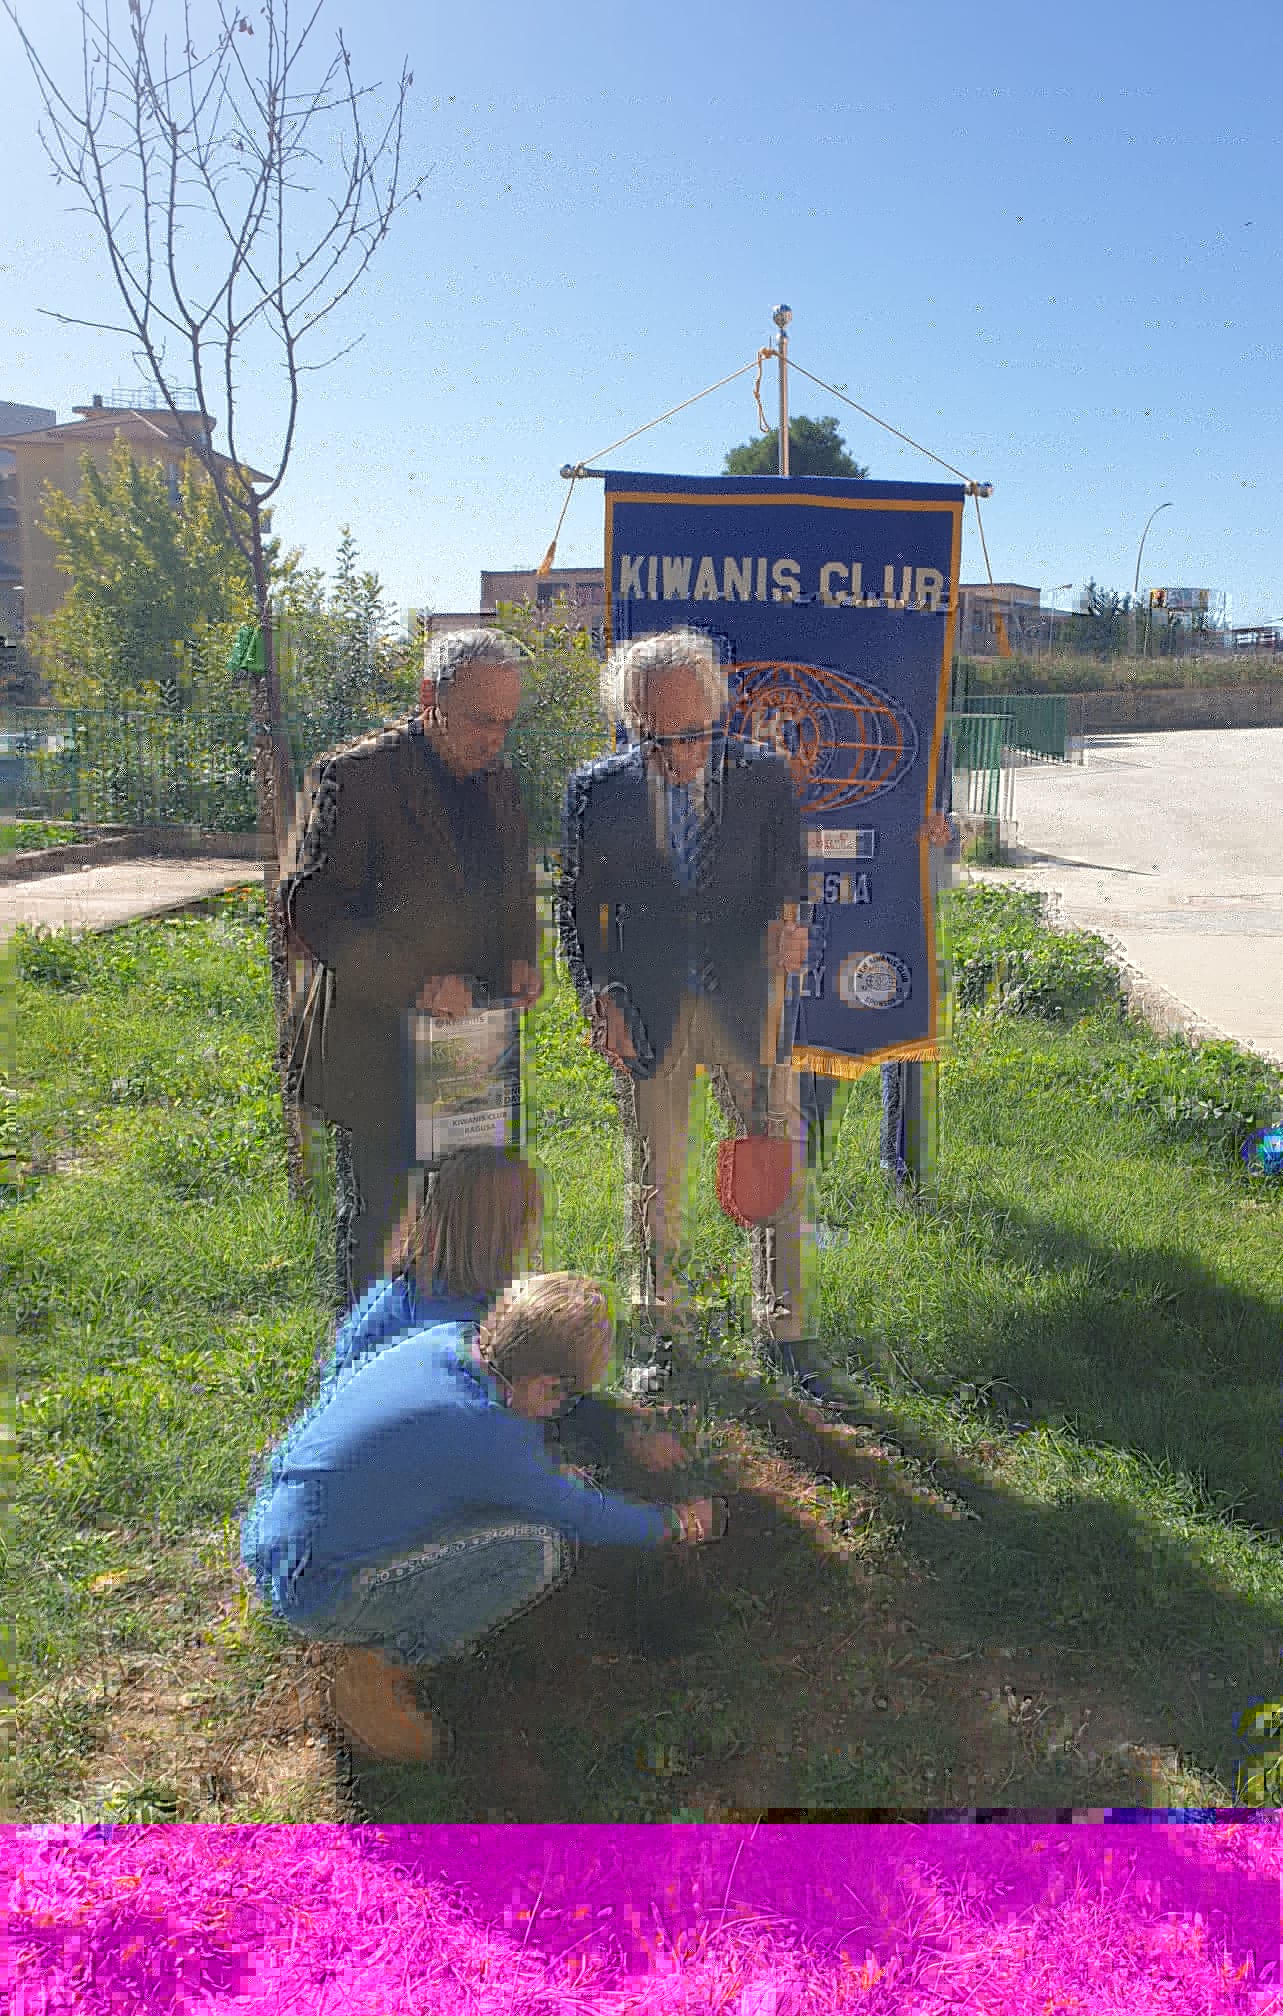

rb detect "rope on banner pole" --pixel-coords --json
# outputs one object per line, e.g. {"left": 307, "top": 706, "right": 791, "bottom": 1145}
{"left": 779, "top": 349, "right": 1005, "bottom": 656}
{"left": 536, "top": 472, "right": 579, "bottom": 577}
{"left": 752, "top": 345, "right": 775, "bottom": 436}
{"left": 778, "top": 355, "right": 991, "bottom": 489}
{"left": 541, "top": 344, "right": 995, "bottom": 570}
{"left": 562, "top": 356, "right": 766, "bottom": 473}
{"left": 540, "top": 358, "right": 767, "bottom": 570}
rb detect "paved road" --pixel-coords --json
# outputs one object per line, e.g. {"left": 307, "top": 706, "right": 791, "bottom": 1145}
{"left": 968, "top": 727, "right": 1283, "bottom": 1066}
{"left": 0, "top": 856, "right": 259, "bottom": 947}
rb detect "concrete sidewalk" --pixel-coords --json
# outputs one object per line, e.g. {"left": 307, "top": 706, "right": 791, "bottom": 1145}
{"left": 0, "top": 855, "right": 259, "bottom": 947}
{"left": 965, "top": 726, "right": 1283, "bottom": 1067}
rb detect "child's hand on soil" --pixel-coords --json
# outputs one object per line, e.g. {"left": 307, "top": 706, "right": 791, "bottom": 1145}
{"left": 667, "top": 1497, "right": 728, "bottom": 1544}
{"left": 627, "top": 1421, "right": 688, "bottom": 1472}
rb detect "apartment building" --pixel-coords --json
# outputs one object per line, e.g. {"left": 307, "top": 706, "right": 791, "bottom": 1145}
{"left": 480, "top": 565, "right": 604, "bottom": 621}
{"left": 0, "top": 392, "right": 259, "bottom": 632}
{"left": 0, "top": 401, "right": 56, "bottom": 637}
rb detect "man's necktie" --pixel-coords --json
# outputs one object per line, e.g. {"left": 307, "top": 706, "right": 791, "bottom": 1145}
{"left": 667, "top": 781, "right": 703, "bottom": 892}
{"left": 667, "top": 780, "right": 717, "bottom": 994}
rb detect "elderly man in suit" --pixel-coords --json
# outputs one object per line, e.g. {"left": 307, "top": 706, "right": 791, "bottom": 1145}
{"left": 558, "top": 626, "right": 822, "bottom": 1393}
{"left": 282, "top": 629, "right": 540, "bottom": 1309}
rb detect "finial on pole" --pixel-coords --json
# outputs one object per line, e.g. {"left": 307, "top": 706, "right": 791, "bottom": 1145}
{"left": 772, "top": 305, "right": 792, "bottom": 476}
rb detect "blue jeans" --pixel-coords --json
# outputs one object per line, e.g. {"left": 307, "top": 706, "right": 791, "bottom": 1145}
{"left": 285, "top": 1514, "right": 580, "bottom": 1668}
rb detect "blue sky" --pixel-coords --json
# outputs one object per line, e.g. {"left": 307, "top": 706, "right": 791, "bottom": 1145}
{"left": 4, "top": 0, "right": 1281, "bottom": 625}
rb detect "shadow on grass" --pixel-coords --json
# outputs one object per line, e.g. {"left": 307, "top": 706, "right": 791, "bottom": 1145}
{"left": 336, "top": 1304, "right": 1280, "bottom": 1820}
{"left": 888, "top": 1184, "right": 1281, "bottom": 1534}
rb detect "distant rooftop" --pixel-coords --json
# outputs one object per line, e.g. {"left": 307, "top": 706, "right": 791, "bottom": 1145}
{"left": 94, "top": 386, "right": 202, "bottom": 412}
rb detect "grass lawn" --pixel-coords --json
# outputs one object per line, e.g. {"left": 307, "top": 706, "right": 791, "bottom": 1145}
{"left": 5, "top": 882, "right": 1282, "bottom": 1824}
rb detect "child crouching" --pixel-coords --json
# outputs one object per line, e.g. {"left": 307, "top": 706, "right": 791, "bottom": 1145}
{"left": 241, "top": 1265, "right": 724, "bottom": 1763}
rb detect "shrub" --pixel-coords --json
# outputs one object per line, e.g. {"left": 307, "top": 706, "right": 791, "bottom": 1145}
{"left": 943, "top": 884, "right": 1124, "bottom": 1024}
{"left": 960, "top": 824, "right": 1005, "bottom": 867}
{"left": 0, "top": 821, "right": 81, "bottom": 854}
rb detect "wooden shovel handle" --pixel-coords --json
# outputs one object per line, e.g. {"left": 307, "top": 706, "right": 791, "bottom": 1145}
{"left": 762, "top": 902, "right": 799, "bottom": 1070}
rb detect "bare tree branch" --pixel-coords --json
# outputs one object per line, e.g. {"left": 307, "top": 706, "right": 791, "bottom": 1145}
{"left": 6, "top": 0, "right": 428, "bottom": 505}
{"left": 5, "top": 0, "right": 431, "bottom": 1204}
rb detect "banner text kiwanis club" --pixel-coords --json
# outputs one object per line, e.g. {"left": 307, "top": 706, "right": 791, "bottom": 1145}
{"left": 614, "top": 552, "right": 948, "bottom": 611}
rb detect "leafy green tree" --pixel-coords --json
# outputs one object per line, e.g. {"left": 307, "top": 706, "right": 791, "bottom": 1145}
{"left": 491, "top": 599, "right": 611, "bottom": 855}
{"left": 1078, "top": 579, "right": 1134, "bottom": 660}
{"left": 31, "top": 439, "right": 255, "bottom": 710}
{"left": 723, "top": 414, "right": 869, "bottom": 479}
{"left": 274, "top": 528, "right": 421, "bottom": 764}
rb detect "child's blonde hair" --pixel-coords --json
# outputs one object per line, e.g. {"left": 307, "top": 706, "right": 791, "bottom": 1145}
{"left": 484, "top": 1272, "right": 612, "bottom": 1394}
{"left": 396, "top": 1147, "right": 542, "bottom": 1301}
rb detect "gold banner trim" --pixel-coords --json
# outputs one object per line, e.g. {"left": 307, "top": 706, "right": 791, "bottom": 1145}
{"left": 793, "top": 1041, "right": 940, "bottom": 1081}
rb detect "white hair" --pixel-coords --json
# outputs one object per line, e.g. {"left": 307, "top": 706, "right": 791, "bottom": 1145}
{"left": 423, "top": 627, "right": 527, "bottom": 694}
{"left": 601, "top": 627, "right": 729, "bottom": 733}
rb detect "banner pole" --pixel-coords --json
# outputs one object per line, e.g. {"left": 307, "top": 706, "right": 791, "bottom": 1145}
{"left": 768, "top": 303, "right": 802, "bottom": 1345}
{"left": 773, "top": 303, "right": 791, "bottom": 474}
{"left": 905, "top": 742, "right": 950, "bottom": 1203}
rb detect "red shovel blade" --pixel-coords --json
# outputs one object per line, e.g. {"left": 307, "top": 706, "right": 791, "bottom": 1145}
{"left": 716, "top": 1135, "right": 793, "bottom": 1228}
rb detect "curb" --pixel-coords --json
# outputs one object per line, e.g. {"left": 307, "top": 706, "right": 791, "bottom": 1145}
{"left": 0, "top": 828, "right": 264, "bottom": 882}
{"left": 960, "top": 867, "right": 1263, "bottom": 1062}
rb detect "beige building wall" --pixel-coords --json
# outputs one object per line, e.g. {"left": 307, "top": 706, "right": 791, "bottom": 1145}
{"left": 0, "top": 403, "right": 56, "bottom": 636}
{"left": 958, "top": 581, "right": 1042, "bottom": 610}
{"left": 0, "top": 406, "right": 232, "bottom": 628}
{"left": 480, "top": 565, "right": 604, "bottom": 630}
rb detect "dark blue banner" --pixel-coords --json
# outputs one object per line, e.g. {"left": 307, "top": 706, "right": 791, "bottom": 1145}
{"left": 602, "top": 471, "right": 963, "bottom": 1077}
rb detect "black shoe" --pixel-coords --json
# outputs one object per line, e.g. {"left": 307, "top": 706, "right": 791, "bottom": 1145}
{"left": 757, "top": 1338, "right": 849, "bottom": 1410}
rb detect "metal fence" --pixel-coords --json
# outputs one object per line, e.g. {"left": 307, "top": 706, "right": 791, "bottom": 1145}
{"left": 952, "top": 690, "right": 1082, "bottom": 764}
{"left": 0, "top": 708, "right": 250, "bottom": 829}
{"left": 2, "top": 696, "right": 1061, "bottom": 848}
{"left": 2, "top": 706, "right": 267, "bottom": 832}
{"left": 945, "top": 710, "right": 1013, "bottom": 824}
{"left": 0, "top": 704, "right": 610, "bottom": 855}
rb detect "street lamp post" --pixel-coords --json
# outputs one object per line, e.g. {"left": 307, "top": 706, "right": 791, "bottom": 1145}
{"left": 1133, "top": 501, "right": 1173, "bottom": 598}
{"left": 1132, "top": 503, "right": 1173, "bottom": 655}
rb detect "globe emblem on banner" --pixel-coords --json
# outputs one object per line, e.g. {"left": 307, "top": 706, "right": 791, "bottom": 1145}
{"left": 727, "top": 661, "right": 919, "bottom": 815}
{"left": 837, "top": 951, "right": 913, "bottom": 1010}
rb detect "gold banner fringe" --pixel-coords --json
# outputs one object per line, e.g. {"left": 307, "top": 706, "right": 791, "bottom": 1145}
{"left": 793, "top": 1041, "right": 940, "bottom": 1082}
